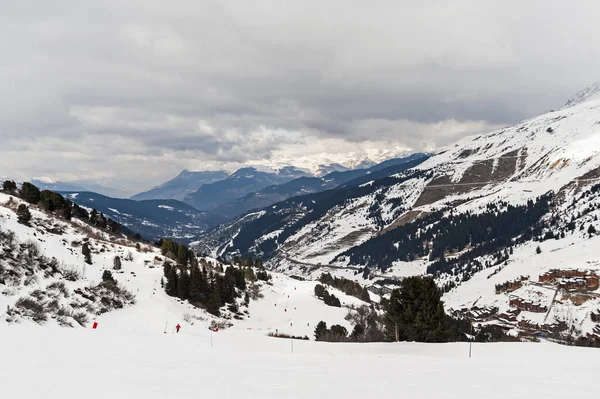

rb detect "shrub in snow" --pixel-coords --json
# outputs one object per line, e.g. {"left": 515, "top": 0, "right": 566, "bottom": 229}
{"left": 47, "top": 281, "right": 70, "bottom": 298}
{"left": 16, "top": 204, "right": 31, "bottom": 224}
{"left": 61, "top": 266, "right": 81, "bottom": 282}
{"left": 82, "top": 243, "right": 92, "bottom": 264}
{"left": 12, "top": 297, "right": 48, "bottom": 323}
{"left": 113, "top": 256, "right": 122, "bottom": 270}
{"left": 124, "top": 251, "right": 134, "bottom": 261}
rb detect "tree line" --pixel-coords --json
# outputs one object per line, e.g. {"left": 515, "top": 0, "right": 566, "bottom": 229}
{"left": 318, "top": 272, "right": 371, "bottom": 302}
{"left": 315, "top": 276, "right": 505, "bottom": 343}
{"left": 339, "top": 194, "right": 553, "bottom": 271}
{"left": 2, "top": 180, "right": 132, "bottom": 238}
{"left": 161, "top": 239, "right": 270, "bottom": 316}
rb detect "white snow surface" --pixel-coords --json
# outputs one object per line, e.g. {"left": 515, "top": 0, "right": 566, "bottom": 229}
{"left": 0, "top": 323, "right": 598, "bottom": 399}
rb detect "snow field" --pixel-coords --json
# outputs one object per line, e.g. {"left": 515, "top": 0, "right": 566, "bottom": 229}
{"left": 1, "top": 323, "right": 598, "bottom": 399}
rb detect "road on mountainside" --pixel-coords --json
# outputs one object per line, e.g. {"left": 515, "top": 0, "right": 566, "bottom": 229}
{"left": 277, "top": 249, "right": 400, "bottom": 281}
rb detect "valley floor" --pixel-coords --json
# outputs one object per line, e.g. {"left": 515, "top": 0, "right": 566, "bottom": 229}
{"left": 1, "top": 323, "right": 597, "bottom": 399}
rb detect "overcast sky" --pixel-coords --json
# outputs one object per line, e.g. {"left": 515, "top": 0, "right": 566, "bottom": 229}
{"left": 2, "top": 0, "right": 600, "bottom": 195}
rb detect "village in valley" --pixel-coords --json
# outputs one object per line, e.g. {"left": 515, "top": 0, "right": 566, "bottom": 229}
{"left": 451, "top": 267, "right": 600, "bottom": 342}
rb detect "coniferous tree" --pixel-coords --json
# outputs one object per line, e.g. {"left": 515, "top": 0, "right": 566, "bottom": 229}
{"left": 188, "top": 265, "right": 203, "bottom": 303}
{"left": 113, "top": 256, "right": 122, "bottom": 270}
{"left": 20, "top": 182, "right": 40, "bottom": 204}
{"left": 233, "top": 267, "right": 246, "bottom": 290}
{"left": 329, "top": 325, "right": 348, "bottom": 340}
{"left": 384, "top": 276, "right": 450, "bottom": 343}
{"left": 2, "top": 180, "right": 17, "bottom": 193}
{"left": 314, "top": 321, "right": 327, "bottom": 340}
{"left": 588, "top": 224, "right": 596, "bottom": 236}
{"left": 245, "top": 267, "right": 256, "bottom": 282}
{"left": 177, "top": 268, "right": 190, "bottom": 300}
{"left": 102, "top": 270, "right": 116, "bottom": 284}
{"left": 82, "top": 243, "right": 92, "bottom": 264}
{"left": 164, "top": 263, "right": 178, "bottom": 297}
{"left": 207, "top": 281, "right": 221, "bottom": 316}
{"left": 314, "top": 284, "right": 326, "bottom": 298}
{"left": 16, "top": 204, "right": 31, "bottom": 224}
{"left": 61, "top": 203, "right": 72, "bottom": 220}
{"left": 199, "top": 267, "right": 210, "bottom": 302}
{"left": 221, "top": 267, "right": 237, "bottom": 304}
{"left": 350, "top": 324, "right": 365, "bottom": 341}
{"left": 89, "top": 209, "right": 98, "bottom": 225}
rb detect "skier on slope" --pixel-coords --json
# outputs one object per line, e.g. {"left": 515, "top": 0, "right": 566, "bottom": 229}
{"left": 176, "top": 324, "right": 181, "bottom": 333}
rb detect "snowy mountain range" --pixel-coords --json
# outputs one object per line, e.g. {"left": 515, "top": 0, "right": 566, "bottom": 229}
{"left": 190, "top": 83, "right": 600, "bottom": 339}
{"left": 131, "top": 151, "right": 411, "bottom": 206}
{"left": 130, "top": 170, "right": 230, "bottom": 201}
{"left": 5, "top": 83, "right": 600, "bottom": 344}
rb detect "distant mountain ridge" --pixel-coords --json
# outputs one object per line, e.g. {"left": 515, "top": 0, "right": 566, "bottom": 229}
{"left": 195, "top": 83, "right": 600, "bottom": 280}
{"left": 182, "top": 167, "right": 310, "bottom": 211}
{"left": 209, "top": 153, "right": 430, "bottom": 220}
{"left": 62, "top": 191, "right": 223, "bottom": 243}
{"left": 130, "top": 170, "right": 229, "bottom": 201}
{"left": 31, "top": 179, "right": 128, "bottom": 199}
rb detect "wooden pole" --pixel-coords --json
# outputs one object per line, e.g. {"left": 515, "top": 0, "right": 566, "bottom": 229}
{"left": 469, "top": 324, "right": 473, "bottom": 359}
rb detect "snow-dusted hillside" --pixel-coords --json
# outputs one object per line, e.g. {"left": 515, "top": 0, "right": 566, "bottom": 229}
{"left": 196, "top": 85, "right": 600, "bottom": 341}
{"left": 0, "top": 193, "right": 362, "bottom": 336}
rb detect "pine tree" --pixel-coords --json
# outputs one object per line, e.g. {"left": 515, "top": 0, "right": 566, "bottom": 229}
{"left": 199, "top": 267, "right": 210, "bottom": 302}
{"left": 350, "top": 324, "right": 365, "bottom": 341}
{"left": 314, "top": 284, "right": 326, "bottom": 298}
{"left": 164, "top": 263, "right": 178, "bottom": 297}
{"left": 221, "top": 267, "right": 237, "bottom": 304}
{"left": 207, "top": 282, "right": 221, "bottom": 316}
{"left": 245, "top": 267, "right": 256, "bottom": 282}
{"left": 89, "top": 209, "right": 98, "bottom": 225}
{"left": 16, "top": 204, "right": 31, "bottom": 224}
{"left": 20, "top": 182, "right": 40, "bottom": 204}
{"left": 113, "top": 256, "right": 122, "bottom": 270}
{"left": 102, "top": 270, "right": 116, "bottom": 284}
{"left": 588, "top": 224, "right": 596, "bottom": 236}
{"left": 329, "top": 325, "right": 348, "bottom": 341}
{"left": 536, "top": 246, "right": 542, "bottom": 254}
{"left": 188, "top": 265, "right": 202, "bottom": 303}
{"left": 314, "top": 321, "right": 327, "bottom": 340}
{"left": 177, "top": 268, "right": 189, "bottom": 300}
{"left": 384, "top": 276, "right": 450, "bottom": 343}
{"left": 82, "top": 243, "right": 92, "bottom": 264}
{"left": 2, "top": 180, "right": 17, "bottom": 193}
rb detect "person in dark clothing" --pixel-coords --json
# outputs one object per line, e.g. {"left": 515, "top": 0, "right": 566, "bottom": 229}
{"left": 176, "top": 324, "right": 181, "bottom": 333}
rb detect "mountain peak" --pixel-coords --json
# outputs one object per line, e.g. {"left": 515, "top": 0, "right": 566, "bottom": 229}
{"left": 563, "top": 81, "right": 600, "bottom": 109}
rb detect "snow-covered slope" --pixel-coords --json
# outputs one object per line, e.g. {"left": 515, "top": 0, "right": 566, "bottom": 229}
{"left": 0, "top": 193, "right": 361, "bottom": 336}
{"left": 1, "top": 324, "right": 597, "bottom": 399}
{"left": 563, "top": 81, "right": 600, "bottom": 109}
{"left": 198, "top": 86, "right": 600, "bottom": 340}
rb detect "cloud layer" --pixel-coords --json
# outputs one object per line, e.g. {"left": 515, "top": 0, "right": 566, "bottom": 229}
{"left": 1, "top": 0, "right": 600, "bottom": 194}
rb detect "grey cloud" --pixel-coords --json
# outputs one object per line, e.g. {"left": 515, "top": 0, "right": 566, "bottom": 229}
{"left": 1, "top": 0, "right": 600, "bottom": 193}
